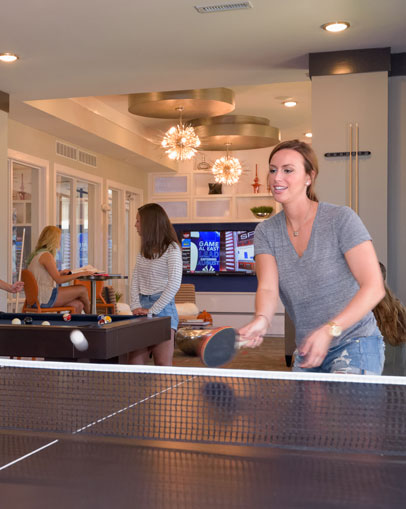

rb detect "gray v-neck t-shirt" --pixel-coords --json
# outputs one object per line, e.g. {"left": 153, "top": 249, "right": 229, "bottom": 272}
{"left": 254, "top": 202, "right": 377, "bottom": 347}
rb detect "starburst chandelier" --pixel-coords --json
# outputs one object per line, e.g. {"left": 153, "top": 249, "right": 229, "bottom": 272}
{"left": 161, "top": 107, "right": 201, "bottom": 160}
{"left": 211, "top": 143, "right": 242, "bottom": 185}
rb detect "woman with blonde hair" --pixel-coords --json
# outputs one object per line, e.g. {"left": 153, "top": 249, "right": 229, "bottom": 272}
{"left": 27, "top": 226, "right": 93, "bottom": 313}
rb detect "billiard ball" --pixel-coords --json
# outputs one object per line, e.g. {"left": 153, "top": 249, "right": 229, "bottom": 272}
{"left": 98, "top": 318, "right": 106, "bottom": 326}
{"left": 63, "top": 313, "right": 72, "bottom": 322}
{"left": 23, "top": 317, "right": 33, "bottom": 325}
{"left": 97, "top": 314, "right": 105, "bottom": 321}
{"left": 11, "top": 318, "right": 21, "bottom": 324}
{"left": 42, "top": 321, "right": 51, "bottom": 326}
{"left": 104, "top": 315, "right": 112, "bottom": 323}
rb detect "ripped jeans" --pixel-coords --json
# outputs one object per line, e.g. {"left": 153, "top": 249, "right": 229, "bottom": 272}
{"left": 293, "top": 329, "right": 385, "bottom": 375}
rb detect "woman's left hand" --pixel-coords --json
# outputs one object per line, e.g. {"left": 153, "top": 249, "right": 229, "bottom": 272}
{"left": 298, "top": 326, "right": 333, "bottom": 369}
{"left": 132, "top": 307, "right": 149, "bottom": 316}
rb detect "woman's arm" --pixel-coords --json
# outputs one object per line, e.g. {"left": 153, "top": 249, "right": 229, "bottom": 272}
{"left": 299, "top": 240, "right": 385, "bottom": 368}
{"left": 0, "top": 279, "right": 24, "bottom": 293}
{"left": 149, "top": 245, "right": 183, "bottom": 315}
{"left": 39, "top": 252, "right": 93, "bottom": 284}
{"left": 238, "top": 253, "right": 280, "bottom": 347}
{"left": 130, "top": 259, "right": 141, "bottom": 313}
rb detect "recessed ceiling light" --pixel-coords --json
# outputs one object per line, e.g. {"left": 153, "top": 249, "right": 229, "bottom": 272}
{"left": 304, "top": 132, "right": 313, "bottom": 138}
{"left": 283, "top": 100, "right": 297, "bottom": 108}
{"left": 321, "top": 21, "right": 350, "bottom": 33}
{"left": 0, "top": 52, "right": 19, "bottom": 63}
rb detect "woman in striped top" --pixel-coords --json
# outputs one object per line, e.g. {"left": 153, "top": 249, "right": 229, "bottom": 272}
{"left": 130, "top": 203, "right": 182, "bottom": 365}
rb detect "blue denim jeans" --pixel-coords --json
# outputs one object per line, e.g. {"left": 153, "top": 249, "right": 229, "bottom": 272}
{"left": 139, "top": 293, "right": 179, "bottom": 330}
{"left": 293, "top": 329, "right": 385, "bottom": 375}
{"left": 39, "top": 287, "right": 58, "bottom": 308}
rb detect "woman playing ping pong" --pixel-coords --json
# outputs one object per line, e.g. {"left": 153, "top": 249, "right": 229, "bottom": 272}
{"left": 239, "top": 140, "right": 386, "bottom": 374}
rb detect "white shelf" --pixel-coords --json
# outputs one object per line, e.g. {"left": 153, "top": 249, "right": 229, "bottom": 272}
{"left": 149, "top": 171, "right": 280, "bottom": 223}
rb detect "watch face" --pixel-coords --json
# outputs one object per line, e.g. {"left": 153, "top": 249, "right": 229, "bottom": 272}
{"left": 331, "top": 324, "right": 342, "bottom": 337}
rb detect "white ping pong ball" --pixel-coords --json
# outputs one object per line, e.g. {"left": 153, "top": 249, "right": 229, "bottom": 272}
{"left": 70, "top": 329, "right": 89, "bottom": 351}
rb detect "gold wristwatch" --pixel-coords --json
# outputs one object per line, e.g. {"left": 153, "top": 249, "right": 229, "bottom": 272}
{"left": 327, "top": 321, "right": 342, "bottom": 337}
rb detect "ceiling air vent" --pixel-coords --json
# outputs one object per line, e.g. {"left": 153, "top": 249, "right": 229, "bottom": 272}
{"left": 78, "top": 150, "right": 97, "bottom": 168}
{"left": 194, "top": 2, "right": 253, "bottom": 14}
{"left": 56, "top": 141, "right": 77, "bottom": 161}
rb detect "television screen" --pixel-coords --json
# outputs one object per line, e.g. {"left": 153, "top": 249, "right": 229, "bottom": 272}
{"left": 180, "top": 230, "right": 255, "bottom": 275}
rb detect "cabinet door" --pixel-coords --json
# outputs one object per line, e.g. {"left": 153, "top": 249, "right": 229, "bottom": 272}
{"left": 312, "top": 72, "right": 388, "bottom": 262}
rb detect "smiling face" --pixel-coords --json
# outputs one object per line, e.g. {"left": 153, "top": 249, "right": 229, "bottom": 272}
{"left": 268, "top": 148, "right": 313, "bottom": 204}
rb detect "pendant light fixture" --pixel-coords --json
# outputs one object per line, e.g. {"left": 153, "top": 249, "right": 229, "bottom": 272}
{"left": 211, "top": 143, "right": 242, "bottom": 185}
{"left": 161, "top": 107, "right": 201, "bottom": 161}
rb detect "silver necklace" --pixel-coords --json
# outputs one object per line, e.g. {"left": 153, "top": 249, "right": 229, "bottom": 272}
{"left": 287, "top": 202, "right": 313, "bottom": 237}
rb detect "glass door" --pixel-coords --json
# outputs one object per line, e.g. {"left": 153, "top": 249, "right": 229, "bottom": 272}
{"left": 10, "top": 161, "right": 42, "bottom": 282}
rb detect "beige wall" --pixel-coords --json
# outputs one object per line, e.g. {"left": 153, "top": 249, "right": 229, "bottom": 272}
{"left": 0, "top": 111, "right": 9, "bottom": 310}
{"left": 8, "top": 119, "right": 149, "bottom": 194}
{"left": 312, "top": 72, "right": 388, "bottom": 264}
{"left": 388, "top": 76, "right": 406, "bottom": 303}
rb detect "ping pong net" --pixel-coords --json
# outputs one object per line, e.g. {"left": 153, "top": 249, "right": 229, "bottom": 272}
{"left": 1, "top": 359, "right": 406, "bottom": 456}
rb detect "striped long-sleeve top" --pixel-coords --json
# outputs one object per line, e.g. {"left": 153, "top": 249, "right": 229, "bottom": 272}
{"left": 130, "top": 242, "right": 183, "bottom": 315}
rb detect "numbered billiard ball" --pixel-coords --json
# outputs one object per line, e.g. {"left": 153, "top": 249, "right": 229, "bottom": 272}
{"left": 104, "top": 315, "right": 112, "bottom": 323}
{"left": 63, "top": 313, "right": 72, "bottom": 322}
{"left": 11, "top": 318, "right": 21, "bottom": 325}
{"left": 23, "top": 317, "right": 33, "bottom": 325}
{"left": 98, "top": 318, "right": 106, "bottom": 326}
{"left": 97, "top": 314, "right": 105, "bottom": 321}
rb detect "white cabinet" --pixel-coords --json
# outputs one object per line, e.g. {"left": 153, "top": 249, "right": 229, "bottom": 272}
{"left": 149, "top": 171, "right": 281, "bottom": 223}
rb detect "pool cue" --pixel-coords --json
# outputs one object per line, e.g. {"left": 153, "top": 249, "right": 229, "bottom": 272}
{"left": 15, "top": 228, "right": 25, "bottom": 313}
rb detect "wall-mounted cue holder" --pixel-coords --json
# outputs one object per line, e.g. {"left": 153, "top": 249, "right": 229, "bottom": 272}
{"left": 324, "top": 151, "right": 371, "bottom": 158}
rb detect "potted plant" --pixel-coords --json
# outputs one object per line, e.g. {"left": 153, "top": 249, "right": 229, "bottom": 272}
{"left": 250, "top": 206, "right": 274, "bottom": 219}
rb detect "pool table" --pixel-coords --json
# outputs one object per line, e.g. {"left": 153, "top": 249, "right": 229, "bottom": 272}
{"left": 0, "top": 312, "right": 171, "bottom": 362}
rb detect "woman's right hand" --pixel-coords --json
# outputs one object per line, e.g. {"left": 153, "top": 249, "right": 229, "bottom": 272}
{"left": 77, "top": 270, "right": 95, "bottom": 278}
{"left": 237, "top": 315, "right": 268, "bottom": 348}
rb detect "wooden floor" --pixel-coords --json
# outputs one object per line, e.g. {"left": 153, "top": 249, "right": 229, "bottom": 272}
{"left": 173, "top": 336, "right": 292, "bottom": 371}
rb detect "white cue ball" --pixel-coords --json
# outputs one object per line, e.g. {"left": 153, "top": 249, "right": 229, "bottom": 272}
{"left": 42, "top": 321, "right": 51, "bottom": 326}
{"left": 70, "top": 329, "right": 89, "bottom": 352}
{"left": 12, "top": 318, "right": 21, "bottom": 324}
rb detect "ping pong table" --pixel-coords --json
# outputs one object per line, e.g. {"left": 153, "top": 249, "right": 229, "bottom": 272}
{"left": 1, "top": 359, "right": 406, "bottom": 508}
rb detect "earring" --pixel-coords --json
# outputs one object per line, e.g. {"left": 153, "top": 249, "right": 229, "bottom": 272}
{"left": 306, "top": 181, "right": 310, "bottom": 186}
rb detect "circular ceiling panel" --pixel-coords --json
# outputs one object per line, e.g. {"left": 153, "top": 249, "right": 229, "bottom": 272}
{"left": 128, "top": 88, "right": 235, "bottom": 119}
{"left": 189, "top": 115, "right": 280, "bottom": 150}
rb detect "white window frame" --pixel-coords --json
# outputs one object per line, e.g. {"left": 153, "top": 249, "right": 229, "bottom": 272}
{"left": 7, "top": 150, "right": 49, "bottom": 311}
{"left": 106, "top": 179, "right": 143, "bottom": 303}
{"left": 54, "top": 163, "right": 103, "bottom": 271}
{"left": 106, "top": 179, "right": 143, "bottom": 273}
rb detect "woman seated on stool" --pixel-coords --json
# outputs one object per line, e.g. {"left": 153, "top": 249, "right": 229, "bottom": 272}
{"left": 27, "top": 226, "right": 93, "bottom": 313}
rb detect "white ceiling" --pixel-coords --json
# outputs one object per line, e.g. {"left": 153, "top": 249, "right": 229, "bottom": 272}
{"left": 1, "top": 0, "right": 405, "bottom": 163}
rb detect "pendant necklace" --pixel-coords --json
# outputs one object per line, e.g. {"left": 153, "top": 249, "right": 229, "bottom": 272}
{"left": 287, "top": 202, "right": 313, "bottom": 237}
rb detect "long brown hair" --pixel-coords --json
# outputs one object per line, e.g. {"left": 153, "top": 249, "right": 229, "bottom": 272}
{"left": 269, "top": 139, "right": 319, "bottom": 202}
{"left": 373, "top": 263, "right": 406, "bottom": 346}
{"left": 138, "top": 203, "right": 180, "bottom": 259}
